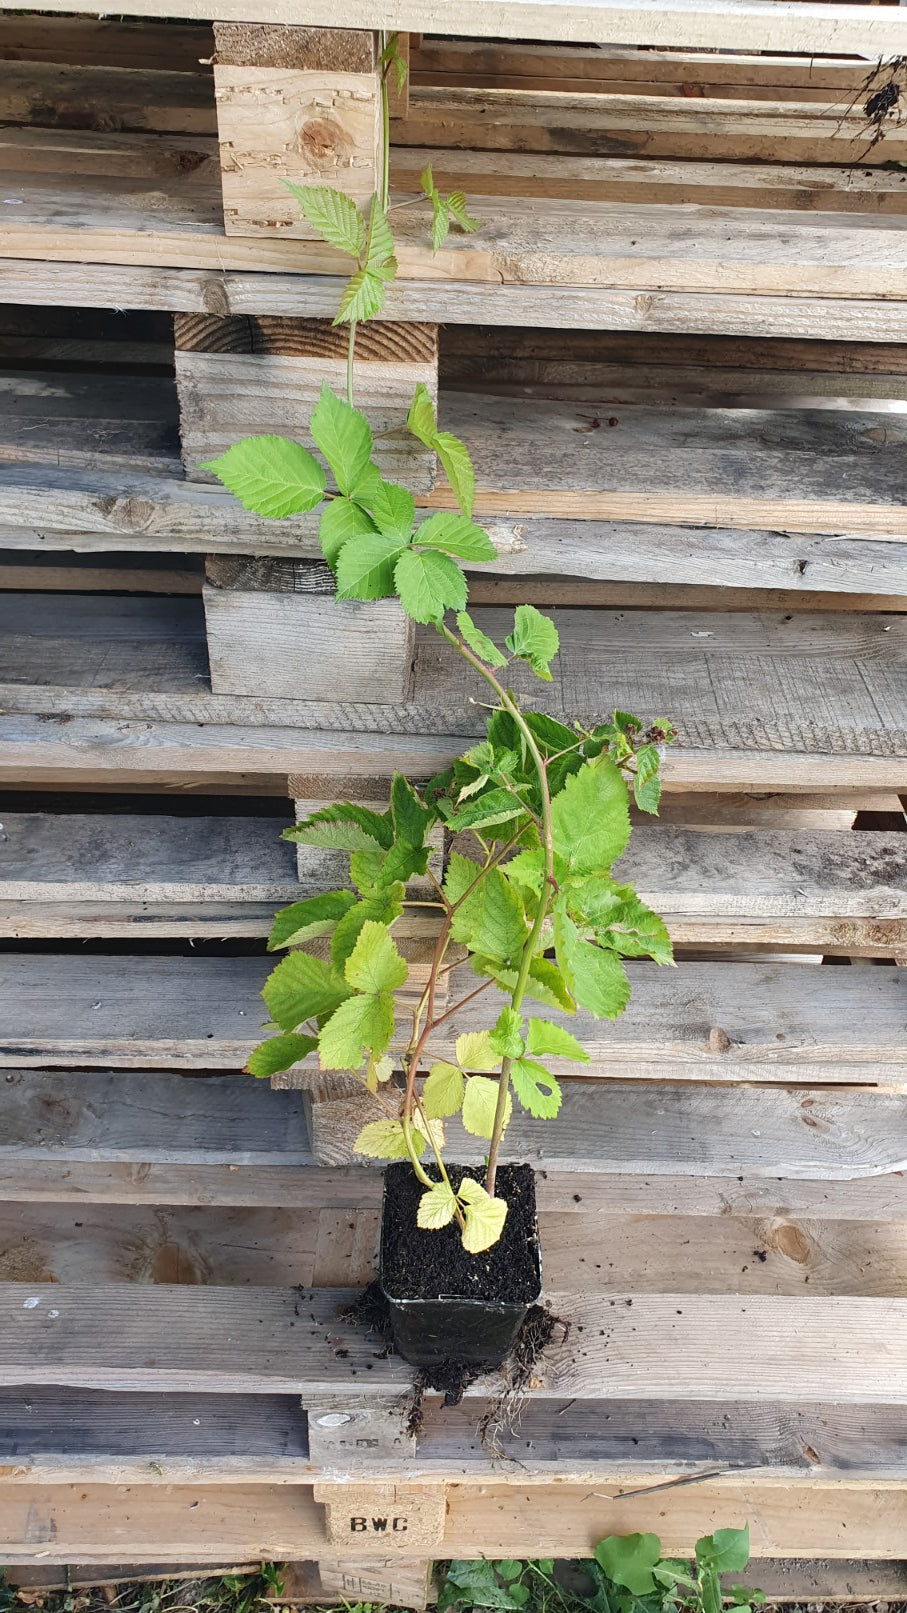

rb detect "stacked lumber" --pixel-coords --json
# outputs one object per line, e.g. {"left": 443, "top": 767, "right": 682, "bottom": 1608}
{"left": 0, "top": 0, "right": 906, "bottom": 1587}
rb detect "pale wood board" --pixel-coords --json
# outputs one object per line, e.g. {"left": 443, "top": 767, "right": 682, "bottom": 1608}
{"left": 12, "top": 258, "right": 907, "bottom": 343}
{"left": 1, "top": 1479, "right": 907, "bottom": 1564}
{"left": 2, "top": 600, "right": 906, "bottom": 794}
{"left": 3, "top": 1478, "right": 907, "bottom": 1563}
{"left": 393, "top": 86, "right": 907, "bottom": 166}
{"left": 3, "top": 1200, "right": 906, "bottom": 1296}
{"left": 3, "top": 952, "right": 907, "bottom": 1081}
{"left": 0, "top": 60, "right": 216, "bottom": 137}
{"left": 4, "top": 716, "right": 907, "bottom": 791}
{"left": 1, "top": 1285, "right": 906, "bottom": 1403}
{"left": 0, "top": 0, "right": 900, "bottom": 55}
{"left": 5, "top": 812, "right": 904, "bottom": 950}
{"left": 9, "top": 129, "right": 907, "bottom": 298}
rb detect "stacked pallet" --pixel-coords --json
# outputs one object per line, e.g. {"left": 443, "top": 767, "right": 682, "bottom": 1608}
{"left": 1, "top": 0, "right": 907, "bottom": 1590}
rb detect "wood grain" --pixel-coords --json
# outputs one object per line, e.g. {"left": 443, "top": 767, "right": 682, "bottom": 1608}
{"left": 2, "top": 952, "right": 905, "bottom": 1082}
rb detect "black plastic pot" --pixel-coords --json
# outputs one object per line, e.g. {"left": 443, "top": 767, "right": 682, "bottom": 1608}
{"left": 378, "top": 1162, "right": 542, "bottom": 1375}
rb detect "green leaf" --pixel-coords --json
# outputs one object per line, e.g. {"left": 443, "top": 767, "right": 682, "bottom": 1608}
{"left": 510, "top": 1058, "right": 561, "bottom": 1119}
{"left": 696, "top": 1527, "right": 750, "bottom": 1575}
{"left": 344, "top": 919, "right": 408, "bottom": 995}
{"left": 523, "top": 714, "right": 577, "bottom": 755}
{"left": 310, "top": 383, "right": 373, "bottom": 496}
{"left": 490, "top": 1006, "right": 524, "bottom": 1059}
{"left": 456, "top": 611, "right": 507, "bottom": 668}
{"left": 364, "top": 192, "right": 395, "bottom": 272}
{"left": 330, "top": 892, "right": 404, "bottom": 971}
{"left": 597, "top": 889, "right": 674, "bottom": 967}
{"left": 459, "top": 1176, "right": 508, "bottom": 1253}
{"left": 391, "top": 772, "right": 434, "bottom": 848}
{"left": 354, "top": 1119, "right": 414, "bottom": 1160}
{"left": 284, "top": 183, "right": 365, "bottom": 257}
{"left": 318, "top": 990, "right": 394, "bottom": 1069}
{"left": 430, "top": 189, "right": 450, "bottom": 252}
{"left": 447, "top": 190, "right": 481, "bottom": 233}
{"left": 422, "top": 1061, "right": 465, "bottom": 1118}
{"left": 594, "top": 1535, "right": 662, "bottom": 1596}
{"left": 319, "top": 496, "right": 377, "bottom": 569}
{"left": 445, "top": 788, "right": 526, "bottom": 835}
{"left": 367, "top": 479, "right": 416, "bottom": 541}
{"left": 336, "top": 529, "right": 410, "bottom": 600}
{"left": 553, "top": 906, "right": 630, "bottom": 1020}
{"left": 449, "top": 861, "right": 528, "bottom": 967}
{"left": 284, "top": 801, "right": 391, "bottom": 852}
{"left": 550, "top": 756, "right": 630, "bottom": 875}
{"left": 418, "top": 1179, "right": 458, "bottom": 1228}
{"left": 203, "top": 436, "right": 326, "bottom": 519}
{"left": 475, "top": 954, "right": 575, "bottom": 1015}
{"left": 245, "top": 1031, "right": 318, "bottom": 1079}
{"left": 634, "top": 771, "right": 662, "bottom": 814}
{"left": 462, "top": 1075, "right": 510, "bottom": 1140}
{"left": 505, "top": 604, "right": 560, "bottom": 681}
{"left": 416, "top": 511, "right": 495, "bottom": 563}
{"left": 335, "top": 265, "right": 386, "bottom": 325}
{"left": 455, "top": 1030, "right": 500, "bottom": 1072}
{"left": 524, "top": 1018, "right": 590, "bottom": 1063}
{"left": 394, "top": 546, "right": 467, "bottom": 623}
{"left": 262, "top": 951, "right": 351, "bottom": 1032}
{"left": 435, "top": 432, "right": 476, "bottom": 520}
{"left": 267, "top": 890, "right": 357, "bottom": 951}
{"left": 502, "top": 847, "right": 545, "bottom": 894}
{"left": 406, "top": 381, "right": 438, "bottom": 449}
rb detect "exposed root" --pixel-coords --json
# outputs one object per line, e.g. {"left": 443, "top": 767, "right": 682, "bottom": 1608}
{"left": 338, "top": 1280, "right": 394, "bottom": 1347}
{"left": 478, "top": 1303, "right": 570, "bottom": 1455}
{"left": 835, "top": 56, "right": 907, "bottom": 161}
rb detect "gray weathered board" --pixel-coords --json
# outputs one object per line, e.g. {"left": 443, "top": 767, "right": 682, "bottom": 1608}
{"left": 2, "top": 952, "right": 905, "bottom": 1084}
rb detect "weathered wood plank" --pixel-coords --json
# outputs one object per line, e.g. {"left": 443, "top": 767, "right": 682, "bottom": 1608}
{"left": 4, "top": 1070, "right": 906, "bottom": 1216}
{"left": 4, "top": 1199, "right": 904, "bottom": 1297}
{"left": 0, "top": 0, "right": 901, "bottom": 56}
{"left": 3, "top": 1477, "right": 907, "bottom": 1564}
{"left": 394, "top": 85, "right": 907, "bottom": 166}
{"left": 3, "top": 715, "right": 907, "bottom": 792}
{"left": 1, "top": 1285, "right": 906, "bottom": 1403}
{"left": 12, "top": 258, "right": 907, "bottom": 343}
{"left": 9, "top": 128, "right": 907, "bottom": 298}
{"left": 2, "top": 1478, "right": 907, "bottom": 1564}
{"left": 2, "top": 599, "right": 907, "bottom": 773}
{"left": 6, "top": 809, "right": 903, "bottom": 949}
{"left": 2, "top": 952, "right": 905, "bottom": 1083}
{"left": 0, "top": 61, "right": 215, "bottom": 137}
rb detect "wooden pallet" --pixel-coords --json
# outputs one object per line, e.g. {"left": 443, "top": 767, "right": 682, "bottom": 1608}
{"left": 1, "top": 10, "right": 907, "bottom": 331}
{"left": 1, "top": 1, "right": 907, "bottom": 1577}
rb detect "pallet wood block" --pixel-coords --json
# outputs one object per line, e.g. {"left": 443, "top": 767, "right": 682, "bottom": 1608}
{"left": 203, "top": 558, "right": 415, "bottom": 704}
{"left": 307, "top": 1396, "right": 418, "bottom": 1463}
{"left": 313, "top": 1482, "right": 445, "bottom": 1551}
{"left": 212, "top": 24, "right": 381, "bottom": 239}
{"left": 174, "top": 315, "right": 438, "bottom": 492}
{"left": 312, "top": 1557, "right": 433, "bottom": 1610}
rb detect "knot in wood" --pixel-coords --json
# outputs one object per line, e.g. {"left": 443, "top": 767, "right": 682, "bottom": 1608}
{"left": 708, "top": 1026, "right": 732, "bottom": 1054}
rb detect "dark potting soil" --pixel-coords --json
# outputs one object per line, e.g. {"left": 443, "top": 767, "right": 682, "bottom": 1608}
{"left": 380, "top": 1162, "right": 541, "bottom": 1303}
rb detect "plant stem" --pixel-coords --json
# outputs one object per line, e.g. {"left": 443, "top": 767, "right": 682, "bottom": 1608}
{"left": 346, "top": 319, "right": 357, "bottom": 407}
{"left": 379, "top": 33, "right": 391, "bottom": 211}
{"left": 436, "top": 619, "right": 557, "bottom": 1200}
